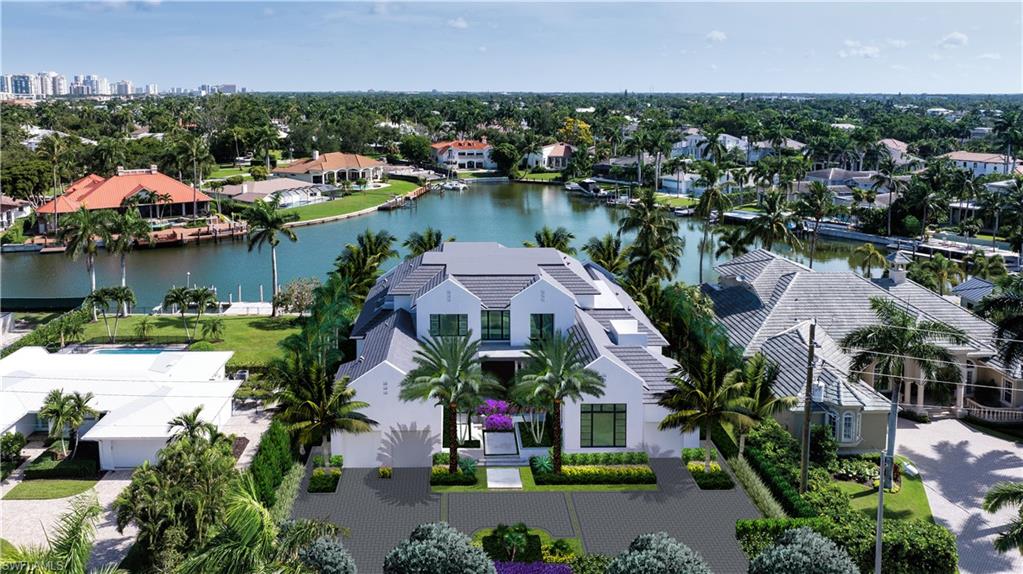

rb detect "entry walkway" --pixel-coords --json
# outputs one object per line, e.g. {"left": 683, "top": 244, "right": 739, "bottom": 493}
{"left": 897, "top": 418, "right": 1023, "bottom": 574}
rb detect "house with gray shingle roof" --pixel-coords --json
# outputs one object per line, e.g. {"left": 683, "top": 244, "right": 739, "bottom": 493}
{"left": 333, "top": 242, "right": 695, "bottom": 467}
{"left": 951, "top": 277, "right": 995, "bottom": 310}
{"left": 704, "top": 249, "right": 1023, "bottom": 451}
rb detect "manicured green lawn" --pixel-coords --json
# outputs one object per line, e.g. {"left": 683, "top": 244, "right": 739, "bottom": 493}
{"left": 836, "top": 474, "right": 933, "bottom": 522}
{"left": 457, "top": 171, "right": 502, "bottom": 179}
{"left": 518, "top": 467, "right": 658, "bottom": 492}
{"left": 521, "top": 172, "right": 562, "bottom": 182}
{"left": 471, "top": 527, "right": 584, "bottom": 555}
{"left": 654, "top": 194, "right": 698, "bottom": 208}
{"left": 3, "top": 479, "right": 98, "bottom": 500}
{"left": 13, "top": 311, "right": 62, "bottom": 328}
{"left": 431, "top": 467, "right": 488, "bottom": 492}
{"left": 80, "top": 315, "right": 301, "bottom": 367}
{"left": 283, "top": 181, "right": 418, "bottom": 222}
{"left": 208, "top": 165, "right": 252, "bottom": 179}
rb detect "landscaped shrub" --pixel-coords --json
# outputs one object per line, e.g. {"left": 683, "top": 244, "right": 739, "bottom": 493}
{"left": 378, "top": 465, "right": 393, "bottom": 479}
{"left": 607, "top": 532, "right": 712, "bottom": 574}
{"left": 568, "top": 554, "right": 612, "bottom": 574}
{"left": 299, "top": 536, "right": 357, "bottom": 574}
{"left": 686, "top": 461, "right": 735, "bottom": 490}
{"left": 383, "top": 523, "right": 495, "bottom": 574}
{"left": 482, "top": 526, "right": 543, "bottom": 562}
{"left": 540, "top": 539, "right": 576, "bottom": 564}
{"left": 529, "top": 458, "right": 656, "bottom": 485}
{"left": 735, "top": 518, "right": 828, "bottom": 558}
{"left": 1, "top": 432, "right": 27, "bottom": 462}
{"left": 712, "top": 423, "right": 740, "bottom": 459}
{"left": 249, "top": 420, "right": 294, "bottom": 507}
{"left": 269, "top": 462, "right": 305, "bottom": 523}
{"left": 1, "top": 306, "right": 90, "bottom": 358}
{"left": 809, "top": 425, "right": 838, "bottom": 468}
{"left": 430, "top": 465, "right": 477, "bottom": 485}
{"left": 23, "top": 452, "right": 97, "bottom": 480}
{"left": 559, "top": 451, "right": 649, "bottom": 466}
{"left": 225, "top": 175, "right": 244, "bottom": 186}
{"left": 187, "top": 341, "right": 215, "bottom": 351}
{"left": 484, "top": 414, "right": 515, "bottom": 431}
{"left": 308, "top": 467, "right": 341, "bottom": 493}
{"left": 494, "top": 563, "right": 571, "bottom": 574}
{"left": 898, "top": 409, "right": 930, "bottom": 424}
{"left": 832, "top": 457, "right": 879, "bottom": 483}
{"left": 744, "top": 447, "right": 816, "bottom": 518}
{"left": 682, "top": 447, "right": 718, "bottom": 464}
{"left": 748, "top": 527, "right": 858, "bottom": 574}
{"left": 729, "top": 456, "right": 787, "bottom": 518}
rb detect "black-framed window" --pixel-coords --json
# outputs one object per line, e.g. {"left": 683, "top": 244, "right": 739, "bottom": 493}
{"left": 530, "top": 313, "right": 555, "bottom": 341}
{"left": 429, "top": 314, "right": 468, "bottom": 337}
{"left": 481, "top": 310, "right": 510, "bottom": 341}
{"left": 580, "top": 403, "right": 626, "bottom": 447}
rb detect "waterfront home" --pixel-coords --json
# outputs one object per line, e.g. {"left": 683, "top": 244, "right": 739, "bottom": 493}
{"left": 272, "top": 151, "right": 385, "bottom": 185}
{"left": 592, "top": 152, "right": 655, "bottom": 182}
{"left": 703, "top": 250, "right": 1023, "bottom": 447}
{"left": 670, "top": 130, "right": 748, "bottom": 160}
{"left": 938, "top": 151, "right": 1023, "bottom": 177}
{"left": 219, "top": 177, "right": 338, "bottom": 206}
{"left": 430, "top": 139, "right": 496, "bottom": 170}
{"left": 21, "top": 125, "right": 97, "bottom": 151}
{"left": 525, "top": 142, "right": 575, "bottom": 170}
{"left": 332, "top": 242, "right": 697, "bottom": 467}
{"left": 0, "top": 347, "right": 238, "bottom": 470}
{"left": 35, "top": 166, "right": 211, "bottom": 227}
{"left": 952, "top": 277, "right": 996, "bottom": 310}
{"left": 1, "top": 197, "right": 31, "bottom": 230}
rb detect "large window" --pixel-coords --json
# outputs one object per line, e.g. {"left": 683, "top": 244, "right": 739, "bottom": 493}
{"left": 1003, "top": 379, "right": 1014, "bottom": 404}
{"left": 842, "top": 412, "right": 856, "bottom": 442}
{"left": 481, "top": 310, "right": 510, "bottom": 341}
{"left": 530, "top": 314, "right": 555, "bottom": 341}
{"left": 429, "top": 314, "right": 468, "bottom": 337}
{"left": 580, "top": 403, "right": 627, "bottom": 448}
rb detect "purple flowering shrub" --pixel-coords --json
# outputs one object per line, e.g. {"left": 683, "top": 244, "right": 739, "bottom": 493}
{"left": 484, "top": 414, "right": 514, "bottom": 431}
{"left": 494, "top": 562, "right": 572, "bottom": 574}
{"left": 478, "top": 399, "right": 511, "bottom": 416}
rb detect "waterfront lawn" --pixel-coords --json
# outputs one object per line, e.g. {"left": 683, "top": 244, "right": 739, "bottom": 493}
{"left": 521, "top": 172, "right": 562, "bottom": 182}
{"left": 14, "top": 311, "right": 62, "bottom": 329}
{"left": 835, "top": 473, "right": 932, "bottom": 522}
{"left": 283, "top": 180, "right": 417, "bottom": 222}
{"left": 3, "top": 479, "right": 97, "bottom": 500}
{"left": 655, "top": 194, "right": 698, "bottom": 208}
{"left": 208, "top": 165, "right": 252, "bottom": 179}
{"left": 457, "top": 171, "right": 501, "bottom": 179}
{"left": 80, "top": 315, "right": 301, "bottom": 367}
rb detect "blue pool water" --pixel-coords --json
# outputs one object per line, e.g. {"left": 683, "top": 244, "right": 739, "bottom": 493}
{"left": 92, "top": 348, "right": 166, "bottom": 355}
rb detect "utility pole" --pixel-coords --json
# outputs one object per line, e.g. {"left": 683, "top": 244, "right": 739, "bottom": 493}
{"left": 875, "top": 377, "right": 903, "bottom": 574}
{"left": 799, "top": 319, "right": 816, "bottom": 494}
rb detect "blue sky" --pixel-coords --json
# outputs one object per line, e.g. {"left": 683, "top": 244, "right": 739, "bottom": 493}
{"left": 3, "top": 1, "right": 1021, "bottom": 93}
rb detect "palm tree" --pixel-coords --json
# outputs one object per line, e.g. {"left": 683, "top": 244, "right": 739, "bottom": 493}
{"left": 105, "top": 208, "right": 151, "bottom": 315}
{"left": 993, "top": 110, "right": 1022, "bottom": 176}
{"left": 658, "top": 351, "right": 753, "bottom": 471}
{"left": 168, "top": 405, "right": 218, "bottom": 442}
{"left": 715, "top": 227, "right": 751, "bottom": 259}
{"left": 164, "top": 286, "right": 194, "bottom": 341}
{"left": 403, "top": 227, "right": 449, "bottom": 258}
{"left": 581, "top": 233, "right": 628, "bottom": 276}
{"left": 695, "top": 162, "right": 731, "bottom": 283}
{"left": 977, "top": 275, "right": 1023, "bottom": 368}
{"left": 59, "top": 207, "right": 113, "bottom": 298}
{"left": 0, "top": 493, "right": 119, "bottom": 574}
{"left": 698, "top": 129, "right": 728, "bottom": 164}
{"left": 745, "top": 191, "right": 801, "bottom": 251}
{"left": 38, "top": 389, "right": 74, "bottom": 457}
{"left": 400, "top": 333, "right": 501, "bottom": 474}
{"left": 275, "top": 368, "right": 377, "bottom": 461}
{"left": 977, "top": 186, "right": 1009, "bottom": 248}
{"left": 983, "top": 481, "right": 1023, "bottom": 554}
{"left": 726, "top": 354, "right": 797, "bottom": 453}
{"left": 190, "top": 286, "right": 218, "bottom": 333}
{"left": 86, "top": 287, "right": 116, "bottom": 342}
{"left": 66, "top": 391, "right": 98, "bottom": 458}
{"left": 870, "top": 157, "right": 905, "bottom": 237}
{"left": 108, "top": 286, "right": 136, "bottom": 341}
{"left": 250, "top": 124, "right": 279, "bottom": 172}
{"left": 513, "top": 331, "right": 606, "bottom": 473}
{"left": 922, "top": 253, "right": 965, "bottom": 296}
{"left": 179, "top": 474, "right": 338, "bottom": 574}
{"left": 242, "top": 198, "right": 299, "bottom": 317}
{"left": 795, "top": 181, "right": 838, "bottom": 269}
{"left": 618, "top": 188, "right": 684, "bottom": 284}
{"left": 848, "top": 242, "right": 888, "bottom": 278}
{"left": 524, "top": 225, "right": 576, "bottom": 253}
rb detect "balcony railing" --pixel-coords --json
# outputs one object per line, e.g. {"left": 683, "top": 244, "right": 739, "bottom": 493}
{"left": 965, "top": 398, "right": 1023, "bottom": 423}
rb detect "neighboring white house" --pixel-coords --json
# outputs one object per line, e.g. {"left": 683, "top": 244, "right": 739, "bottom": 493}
{"left": 21, "top": 126, "right": 98, "bottom": 151}
{"left": 877, "top": 138, "right": 922, "bottom": 168}
{"left": 431, "top": 139, "right": 496, "bottom": 170}
{"left": 1, "top": 197, "right": 32, "bottom": 230}
{"left": 525, "top": 143, "right": 575, "bottom": 170}
{"left": 671, "top": 130, "right": 747, "bottom": 160}
{"left": 332, "top": 242, "right": 697, "bottom": 468}
{"left": 939, "top": 151, "right": 1023, "bottom": 177}
{"left": 0, "top": 347, "right": 239, "bottom": 470}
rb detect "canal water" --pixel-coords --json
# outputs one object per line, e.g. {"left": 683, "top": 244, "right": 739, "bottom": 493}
{"left": 1, "top": 183, "right": 860, "bottom": 310}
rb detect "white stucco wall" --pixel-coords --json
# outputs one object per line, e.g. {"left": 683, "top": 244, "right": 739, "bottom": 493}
{"left": 99, "top": 438, "right": 168, "bottom": 470}
{"left": 508, "top": 278, "right": 576, "bottom": 346}
{"left": 414, "top": 278, "right": 482, "bottom": 341}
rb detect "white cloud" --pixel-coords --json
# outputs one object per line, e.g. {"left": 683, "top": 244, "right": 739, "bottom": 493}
{"left": 447, "top": 17, "right": 468, "bottom": 29}
{"left": 705, "top": 30, "right": 727, "bottom": 43}
{"left": 978, "top": 52, "right": 1002, "bottom": 60}
{"left": 839, "top": 40, "right": 880, "bottom": 59}
{"left": 939, "top": 31, "right": 968, "bottom": 49}
{"left": 886, "top": 39, "right": 908, "bottom": 48}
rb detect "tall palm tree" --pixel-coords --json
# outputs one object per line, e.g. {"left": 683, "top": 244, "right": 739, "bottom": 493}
{"left": 108, "top": 286, "right": 136, "bottom": 341}
{"left": 795, "top": 181, "right": 838, "bottom": 269}
{"left": 400, "top": 333, "right": 501, "bottom": 474}
{"left": 513, "top": 331, "right": 606, "bottom": 473}
{"left": 275, "top": 370, "right": 376, "bottom": 460}
{"left": 993, "top": 110, "right": 1022, "bottom": 176}
{"left": 977, "top": 186, "right": 1009, "bottom": 247}
{"left": 59, "top": 207, "right": 113, "bottom": 298}
{"left": 105, "top": 208, "right": 151, "bottom": 315}
{"left": 86, "top": 287, "right": 116, "bottom": 342}
{"left": 164, "top": 286, "right": 194, "bottom": 341}
{"left": 168, "top": 406, "right": 218, "bottom": 442}
{"left": 848, "top": 242, "right": 888, "bottom": 278}
{"left": 921, "top": 253, "right": 965, "bottom": 296}
{"left": 984, "top": 481, "right": 1023, "bottom": 555}
{"left": 618, "top": 188, "right": 684, "bottom": 284}
{"left": 403, "top": 227, "right": 449, "bottom": 258}
{"left": 745, "top": 191, "right": 801, "bottom": 251}
{"left": 66, "top": 391, "right": 98, "bottom": 458}
{"left": 966, "top": 251, "right": 1008, "bottom": 281}
{"left": 695, "top": 162, "right": 731, "bottom": 283}
{"left": 250, "top": 124, "right": 279, "bottom": 172}
{"left": 658, "top": 351, "right": 753, "bottom": 471}
{"left": 242, "top": 198, "right": 299, "bottom": 316}
{"left": 715, "top": 227, "right": 751, "bottom": 259}
{"left": 524, "top": 225, "right": 576, "bottom": 253}
{"left": 870, "top": 157, "right": 905, "bottom": 237}
{"left": 39, "top": 389, "right": 74, "bottom": 457}
{"left": 725, "top": 354, "right": 796, "bottom": 454}
{"left": 698, "top": 129, "right": 728, "bottom": 164}
{"left": 190, "top": 286, "right": 218, "bottom": 334}
{"left": 977, "top": 275, "right": 1023, "bottom": 368}
{"left": 582, "top": 233, "right": 628, "bottom": 276}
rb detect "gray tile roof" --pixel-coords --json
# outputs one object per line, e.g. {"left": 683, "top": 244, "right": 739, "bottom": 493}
{"left": 389, "top": 262, "right": 445, "bottom": 296}
{"left": 451, "top": 275, "right": 537, "bottom": 309}
{"left": 584, "top": 308, "right": 669, "bottom": 347}
{"left": 350, "top": 280, "right": 390, "bottom": 337}
{"left": 872, "top": 278, "right": 997, "bottom": 350}
{"left": 607, "top": 347, "right": 676, "bottom": 402}
{"left": 701, "top": 284, "right": 770, "bottom": 350}
{"left": 337, "top": 309, "right": 418, "bottom": 381}
{"left": 951, "top": 277, "right": 995, "bottom": 304}
{"left": 539, "top": 264, "right": 600, "bottom": 296}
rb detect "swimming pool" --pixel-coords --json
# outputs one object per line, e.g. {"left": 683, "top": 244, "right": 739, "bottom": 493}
{"left": 91, "top": 348, "right": 166, "bottom": 355}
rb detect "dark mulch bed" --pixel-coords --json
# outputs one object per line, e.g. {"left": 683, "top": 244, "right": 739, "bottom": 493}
{"left": 232, "top": 436, "right": 250, "bottom": 460}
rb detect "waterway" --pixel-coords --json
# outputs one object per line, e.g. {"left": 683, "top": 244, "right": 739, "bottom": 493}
{"left": 1, "top": 183, "right": 861, "bottom": 310}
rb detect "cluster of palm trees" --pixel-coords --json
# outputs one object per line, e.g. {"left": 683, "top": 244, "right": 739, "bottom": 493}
{"left": 86, "top": 286, "right": 136, "bottom": 342}
{"left": 57, "top": 206, "right": 152, "bottom": 302}
{"left": 162, "top": 286, "right": 218, "bottom": 342}
{"left": 38, "top": 389, "right": 98, "bottom": 459}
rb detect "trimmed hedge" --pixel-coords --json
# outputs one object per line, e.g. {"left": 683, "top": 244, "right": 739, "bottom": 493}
{"left": 560, "top": 451, "right": 649, "bottom": 466}
{"left": 430, "top": 465, "right": 478, "bottom": 485}
{"left": 744, "top": 447, "right": 817, "bottom": 518}
{"left": 482, "top": 533, "right": 543, "bottom": 562}
{"left": 686, "top": 461, "right": 734, "bottom": 490}
{"left": 529, "top": 458, "right": 656, "bottom": 485}
{"left": 308, "top": 467, "right": 341, "bottom": 493}
{"left": 1, "top": 307, "right": 91, "bottom": 358}
{"left": 682, "top": 447, "right": 718, "bottom": 464}
{"left": 23, "top": 453, "right": 98, "bottom": 480}
{"left": 711, "top": 422, "right": 739, "bottom": 459}
{"left": 729, "top": 456, "right": 788, "bottom": 519}
{"left": 250, "top": 420, "right": 294, "bottom": 507}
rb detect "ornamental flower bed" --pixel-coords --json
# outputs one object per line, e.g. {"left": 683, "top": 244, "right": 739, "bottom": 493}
{"left": 430, "top": 452, "right": 479, "bottom": 485}
{"left": 478, "top": 399, "right": 513, "bottom": 417}
{"left": 484, "top": 413, "right": 515, "bottom": 431}
{"left": 479, "top": 400, "right": 516, "bottom": 431}
{"left": 494, "top": 563, "right": 572, "bottom": 574}
{"left": 529, "top": 456, "right": 656, "bottom": 485}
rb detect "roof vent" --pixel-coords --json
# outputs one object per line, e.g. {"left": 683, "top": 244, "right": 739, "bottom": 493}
{"left": 609, "top": 319, "right": 647, "bottom": 347}
{"left": 312, "top": 150, "right": 320, "bottom": 160}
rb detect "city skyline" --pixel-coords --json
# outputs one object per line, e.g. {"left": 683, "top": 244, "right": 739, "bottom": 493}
{"left": 2, "top": 1, "right": 1021, "bottom": 95}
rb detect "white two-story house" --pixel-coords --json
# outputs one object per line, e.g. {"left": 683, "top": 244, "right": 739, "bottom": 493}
{"left": 431, "top": 139, "right": 496, "bottom": 170}
{"left": 332, "top": 242, "right": 697, "bottom": 467}
{"left": 939, "top": 151, "right": 1023, "bottom": 177}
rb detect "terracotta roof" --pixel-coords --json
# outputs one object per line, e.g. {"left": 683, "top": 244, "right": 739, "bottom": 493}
{"left": 545, "top": 143, "right": 574, "bottom": 158}
{"left": 940, "top": 151, "right": 1020, "bottom": 164}
{"left": 430, "top": 140, "right": 490, "bottom": 151}
{"left": 37, "top": 170, "right": 209, "bottom": 214}
{"left": 273, "top": 152, "right": 383, "bottom": 174}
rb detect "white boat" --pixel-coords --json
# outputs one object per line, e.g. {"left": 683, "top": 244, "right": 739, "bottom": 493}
{"left": 564, "top": 182, "right": 584, "bottom": 192}
{"left": 441, "top": 181, "right": 468, "bottom": 191}
{"left": 673, "top": 207, "right": 695, "bottom": 217}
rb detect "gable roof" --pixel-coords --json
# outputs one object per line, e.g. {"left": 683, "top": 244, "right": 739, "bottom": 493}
{"left": 952, "top": 277, "right": 995, "bottom": 304}
{"left": 273, "top": 152, "right": 383, "bottom": 174}
{"left": 37, "top": 169, "right": 209, "bottom": 214}
{"left": 337, "top": 309, "right": 418, "bottom": 381}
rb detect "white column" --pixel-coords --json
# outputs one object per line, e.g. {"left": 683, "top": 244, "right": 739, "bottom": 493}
{"left": 916, "top": 379, "right": 925, "bottom": 410}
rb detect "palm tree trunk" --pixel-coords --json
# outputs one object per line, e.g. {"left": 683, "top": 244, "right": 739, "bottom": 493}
{"left": 809, "top": 222, "right": 820, "bottom": 269}
{"left": 271, "top": 245, "right": 279, "bottom": 317}
{"left": 121, "top": 253, "right": 129, "bottom": 316}
{"left": 181, "top": 311, "right": 192, "bottom": 342}
{"left": 552, "top": 400, "right": 563, "bottom": 473}
{"left": 71, "top": 428, "right": 80, "bottom": 459}
{"left": 448, "top": 402, "right": 459, "bottom": 474}
{"left": 699, "top": 224, "right": 709, "bottom": 284}
{"left": 704, "top": 424, "right": 712, "bottom": 472}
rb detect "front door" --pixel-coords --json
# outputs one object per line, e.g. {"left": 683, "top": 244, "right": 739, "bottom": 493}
{"left": 482, "top": 360, "right": 517, "bottom": 388}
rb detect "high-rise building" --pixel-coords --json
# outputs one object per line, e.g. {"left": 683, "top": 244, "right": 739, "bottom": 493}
{"left": 36, "top": 73, "right": 52, "bottom": 97}
{"left": 218, "top": 84, "right": 237, "bottom": 94}
{"left": 145, "top": 83, "right": 158, "bottom": 95}
{"left": 114, "top": 80, "right": 134, "bottom": 96}
{"left": 0, "top": 75, "right": 11, "bottom": 94}
{"left": 11, "top": 74, "right": 34, "bottom": 95}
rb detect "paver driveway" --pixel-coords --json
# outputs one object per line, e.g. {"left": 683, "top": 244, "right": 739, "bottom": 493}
{"left": 292, "top": 458, "right": 758, "bottom": 574}
{"left": 897, "top": 418, "right": 1023, "bottom": 574}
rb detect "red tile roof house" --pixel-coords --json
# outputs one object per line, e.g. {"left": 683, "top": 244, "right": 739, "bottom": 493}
{"left": 939, "top": 151, "right": 1023, "bottom": 178}
{"left": 35, "top": 166, "right": 211, "bottom": 232}
{"left": 525, "top": 142, "right": 575, "bottom": 170}
{"left": 430, "top": 139, "right": 496, "bottom": 170}
{"left": 272, "top": 150, "right": 384, "bottom": 185}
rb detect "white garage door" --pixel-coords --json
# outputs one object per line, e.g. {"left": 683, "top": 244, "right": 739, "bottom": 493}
{"left": 106, "top": 439, "right": 165, "bottom": 468}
